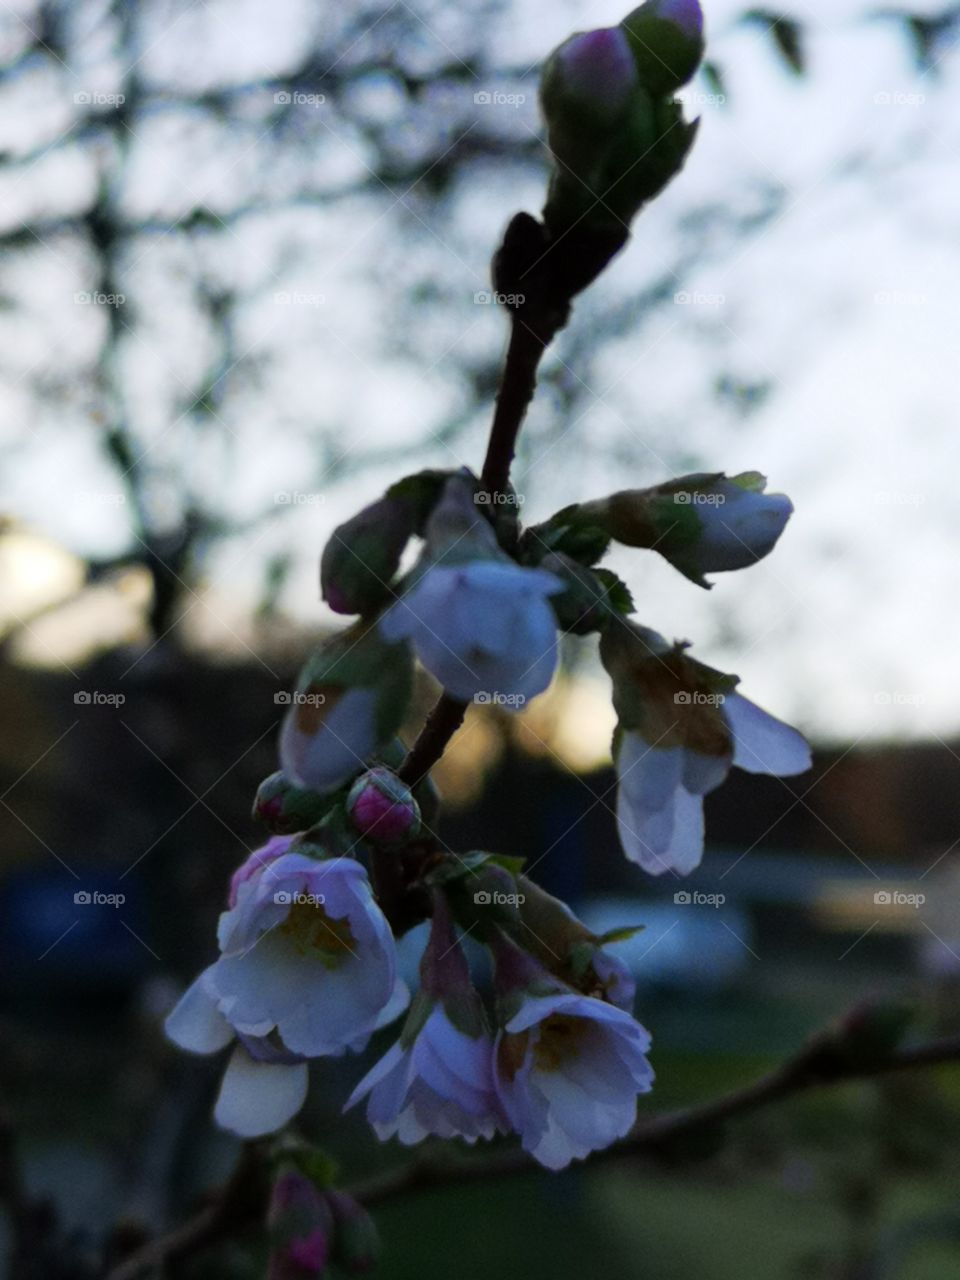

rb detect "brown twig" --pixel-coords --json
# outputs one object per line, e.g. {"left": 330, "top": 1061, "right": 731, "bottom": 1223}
{"left": 397, "top": 297, "right": 560, "bottom": 786}
{"left": 103, "top": 1025, "right": 960, "bottom": 1277}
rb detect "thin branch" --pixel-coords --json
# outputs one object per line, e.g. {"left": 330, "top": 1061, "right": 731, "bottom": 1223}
{"left": 102, "top": 1023, "right": 960, "bottom": 1278}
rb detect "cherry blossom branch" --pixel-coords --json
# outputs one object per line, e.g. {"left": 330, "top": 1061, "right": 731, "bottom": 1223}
{"left": 103, "top": 1023, "right": 960, "bottom": 1278}
{"left": 398, "top": 251, "right": 565, "bottom": 788}
{"left": 104, "top": 1144, "right": 268, "bottom": 1280}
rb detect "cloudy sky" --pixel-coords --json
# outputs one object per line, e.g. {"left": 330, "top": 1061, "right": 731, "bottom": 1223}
{"left": 3, "top": 0, "right": 959, "bottom": 744}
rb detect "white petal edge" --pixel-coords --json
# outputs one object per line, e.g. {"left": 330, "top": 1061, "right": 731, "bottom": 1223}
{"left": 165, "top": 970, "right": 233, "bottom": 1054}
{"left": 214, "top": 1046, "right": 309, "bottom": 1138}
{"left": 724, "top": 692, "right": 812, "bottom": 777}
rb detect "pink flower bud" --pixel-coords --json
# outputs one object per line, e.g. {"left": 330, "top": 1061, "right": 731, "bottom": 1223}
{"left": 325, "top": 1191, "right": 380, "bottom": 1275}
{"left": 346, "top": 767, "right": 420, "bottom": 843}
{"left": 547, "top": 27, "right": 639, "bottom": 124}
{"left": 268, "top": 1169, "right": 332, "bottom": 1280}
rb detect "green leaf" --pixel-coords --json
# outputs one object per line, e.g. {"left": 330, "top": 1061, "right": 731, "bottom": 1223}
{"left": 592, "top": 567, "right": 634, "bottom": 615}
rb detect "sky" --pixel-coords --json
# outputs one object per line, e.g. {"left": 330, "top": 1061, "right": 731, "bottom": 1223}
{"left": 3, "top": 0, "right": 960, "bottom": 745}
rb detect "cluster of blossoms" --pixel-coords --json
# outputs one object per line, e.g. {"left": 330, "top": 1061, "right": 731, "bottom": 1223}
{"left": 164, "top": 0, "right": 813, "bottom": 1263}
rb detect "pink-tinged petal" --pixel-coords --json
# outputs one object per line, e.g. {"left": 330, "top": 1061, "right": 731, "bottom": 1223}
{"left": 214, "top": 1046, "right": 308, "bottom": 1137}
{"left": 724, "top": 692, "right": 812, "bottom": 777}
{"left": 164, "top": 969, "right": 233, "bottom": 1054}
{"left": 228, "top": 835, "right": 295, "bottom": 908}
{"left": 493, "top": 991, "right": 654, "bottom": 1169}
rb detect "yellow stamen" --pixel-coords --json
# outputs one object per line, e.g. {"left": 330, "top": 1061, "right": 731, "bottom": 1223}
{"left": 279, "top": 900, "right": 356, "bottom": 968}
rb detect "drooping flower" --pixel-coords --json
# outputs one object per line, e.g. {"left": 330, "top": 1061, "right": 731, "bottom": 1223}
{"left": 166, "top": 850, "right": 408, "bottom": 1137}
{"left": 572, "top": 472, "right": 793, "bottom": 586}
{"left": 490, "top": 936, "right": 654, "bottom": 1170}
{"left": 379, "top": 474, "right": 563, "bottom": 705}
{"left": 601, "top": 622, "right": 812, "bottom": 875}
{"left": 381, "top": 561, "right": 563, "bottom": 704}
{"left": 503, "top": 874, "right": 638, "bottom": 1011}
{"left": 347, "top": 892, "right": 504, "bottom": 1145}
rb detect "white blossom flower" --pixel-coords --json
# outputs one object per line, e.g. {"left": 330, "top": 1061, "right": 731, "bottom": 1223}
{"left": 682, "top": 477, "right": 793, "bottom": 578}
{"left": 493, "top": 991, "right": 654, "bottom": 1170}
{"left": 165, "top": 851, "right": 407, "bottom": 1137}
{"left": 346, "top": 1005, "right": 504, "bottom": 1145}
{"left": 616, "top": 691, "right": 812, "bottom": 875}
{"left": 380, "top": 561, "right": 563, "bottom": 704}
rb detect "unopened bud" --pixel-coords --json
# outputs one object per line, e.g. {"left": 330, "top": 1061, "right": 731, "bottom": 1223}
{"left": 577, "top": 472, "right": 793, "bottom": 586}
{"left": 253, "top": 771, "right": 339, "bottom": 834}
{"left": 321, "top": 471, "right": 450, "bottom": 616}
{"left": 325, "top": 1190, "right": 380, "bottom": 1275}
{"left": 279, "top": 621, "right": 413, "bottom": 794}
{"left": 268, "top": 1168, "right": 333, "bottom": 1280}
{"left": 620, "top": 0, "right": 705, "bottom": 95}
{"left": 346, "top": 767, "right": 420, "bottom": 844}
{"left": 541, "top": 27, "right": 639, "bottom": 129}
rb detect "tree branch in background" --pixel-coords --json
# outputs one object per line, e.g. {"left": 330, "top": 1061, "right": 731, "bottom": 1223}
{"left": 103, "top": 1019, "right": 960, "bottom": 1279}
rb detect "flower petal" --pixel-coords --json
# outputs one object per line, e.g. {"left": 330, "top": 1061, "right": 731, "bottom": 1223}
{"left": 214, "top": 1045, "right": 308, "bottom": 1137}
{"left": 165, "top": 970, "right": 233, "bottom": 1054}
{"left": 724, "top": 692, "right": 811, "bottom": 777}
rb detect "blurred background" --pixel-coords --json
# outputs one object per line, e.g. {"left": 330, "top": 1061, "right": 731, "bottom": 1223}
{"left": 3, "top": 0, "right": 960, "bottom": 1275}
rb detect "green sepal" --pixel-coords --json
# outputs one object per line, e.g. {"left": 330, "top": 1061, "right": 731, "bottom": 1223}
{"left": 385, "top": 469, "right": 455, "bottom": 532}
{"left": 592, "top": 568, "right": 634, "bottom": 616}
{"left": 295, "top": 621, "right": 414, "bottom": 749}
{"left": 253, "top": 770, "right": 342, "bottom": 834}
{"left": 398, "top": 989, "right": 436, "bottom": 1050}
{"left": 596, "top": 923, "right": 645, "bottom": 946}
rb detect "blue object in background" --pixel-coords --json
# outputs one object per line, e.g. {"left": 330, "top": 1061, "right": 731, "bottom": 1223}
{"left": 0, "top": 866, "right": 151, "bottom": 988}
